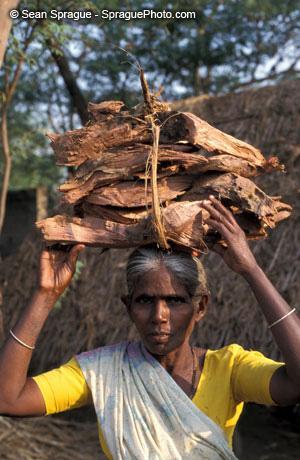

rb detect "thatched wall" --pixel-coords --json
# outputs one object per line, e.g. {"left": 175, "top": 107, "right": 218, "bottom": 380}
{"left": 1, "top": 80, "right": 299, "bottom": 373}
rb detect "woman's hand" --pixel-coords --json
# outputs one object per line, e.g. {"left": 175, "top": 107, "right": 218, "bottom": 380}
{"left": 0, "top": 243, "right": 85, "bottom": 417}
{"left": 201, "top": 196, "right": 258, "bottom": 276}
{"left": 202, "top": 196, "right": 300, "bottom": 405}
{"left": 38, "top": 244, "right": 85, "bottom": 299}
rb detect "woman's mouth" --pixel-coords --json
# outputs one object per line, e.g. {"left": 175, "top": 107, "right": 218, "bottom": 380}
{"left": 148, "top": 332, "right": 171, "bottom": 342}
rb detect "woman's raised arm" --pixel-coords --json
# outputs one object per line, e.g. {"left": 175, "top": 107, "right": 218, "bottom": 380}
{"left": 0, "top": 243, "right": 85, "bottom": 416}
{"left": 201, "top": 196, "right": 300, "bottom": 406}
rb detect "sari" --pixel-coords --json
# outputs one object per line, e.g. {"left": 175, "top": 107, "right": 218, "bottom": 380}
{"left": 77, "top": 341, "right": 238, "bottom": 460}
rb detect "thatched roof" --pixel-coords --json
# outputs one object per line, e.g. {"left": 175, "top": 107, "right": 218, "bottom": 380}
{"left": 1, "top": 80, "right": 299, "bottom": 374}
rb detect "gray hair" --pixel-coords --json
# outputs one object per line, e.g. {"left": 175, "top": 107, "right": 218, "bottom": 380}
{"left": 126, "top": 245, "right": 210, "bottom": 303}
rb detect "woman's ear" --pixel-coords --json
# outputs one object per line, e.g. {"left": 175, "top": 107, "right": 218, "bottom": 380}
{"left": 194, "top": 295, "right": 209, "bottom": 322}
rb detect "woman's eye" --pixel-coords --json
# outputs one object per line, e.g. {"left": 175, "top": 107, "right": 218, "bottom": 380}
{"left": 168, "top": 297, "right": 183, "bottom": 304}
{"left": 139, "top": 296, "right": 152, "bottom": 304}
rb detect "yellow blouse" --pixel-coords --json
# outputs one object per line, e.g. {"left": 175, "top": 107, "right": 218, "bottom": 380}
{"left": 32, "top": 344, "right": 283, "bottom": 458}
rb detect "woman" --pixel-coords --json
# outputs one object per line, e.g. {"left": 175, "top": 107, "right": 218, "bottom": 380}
{"left": 0, "top": 197, "right": 299, "bottom": 459}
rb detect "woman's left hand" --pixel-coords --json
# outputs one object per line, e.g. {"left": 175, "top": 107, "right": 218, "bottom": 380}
{"left": 201, "top": 195, "right": 258, "bottom": 276}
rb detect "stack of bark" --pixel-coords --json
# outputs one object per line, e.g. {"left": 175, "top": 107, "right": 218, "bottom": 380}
{"left": 36, "top": 100, "right": 291, "bottom": 254}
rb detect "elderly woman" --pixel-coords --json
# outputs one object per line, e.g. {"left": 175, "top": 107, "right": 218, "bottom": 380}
{"left": 0, "top": 197, "right": 299, "bottom": 459}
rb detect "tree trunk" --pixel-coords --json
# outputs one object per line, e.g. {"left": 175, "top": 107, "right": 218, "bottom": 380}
{"left": 47, "top": 38, "right": 89, "bottom": 124}
{"left": 0, "top": 288, "right": 4, "bottom": 344}
{"left": 36, "top": 186, "right": 48, "bottom": 221}
{"left": 0, "top": 0, "right": 20, "bottom": 69}
{"left": 193, "top": 65, "right": 201, "bottom": 96}
{"left": 0, "top": 1, "right": 22, "bottom": 232}
{"left": 0, "top": 25, "right": 35, "bottom": 235}
{"left": 0, "top": 108, "right": 12, "bottom": 235}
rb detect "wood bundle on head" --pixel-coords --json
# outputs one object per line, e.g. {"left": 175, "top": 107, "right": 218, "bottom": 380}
{"left": 36, "top": 99, "right": 291, "bottom": 254}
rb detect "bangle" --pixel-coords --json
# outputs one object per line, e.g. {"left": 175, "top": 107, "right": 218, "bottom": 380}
{"left": 9, "top": 329, "right": 35, "bottom": 350}
{"left": 268, "top": 308, "right": 296, "bottom": 329}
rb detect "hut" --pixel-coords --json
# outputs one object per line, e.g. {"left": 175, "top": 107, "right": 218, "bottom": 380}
{"left": 0, "top": 186, "right": 49, "bottom": 258}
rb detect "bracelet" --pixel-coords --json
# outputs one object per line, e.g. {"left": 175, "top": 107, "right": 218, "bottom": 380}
{"left": 9, "top": 329, "right": 35, "bottom": 350}
{"left": 268, "top": 308, "right": 296, "bottom": 329}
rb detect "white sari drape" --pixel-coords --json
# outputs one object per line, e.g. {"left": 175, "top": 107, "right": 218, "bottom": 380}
{"left": 77, "top": 341, "right": 238, "bottom": 460}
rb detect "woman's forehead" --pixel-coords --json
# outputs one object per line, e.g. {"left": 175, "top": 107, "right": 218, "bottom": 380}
{"left": 133, "top": 267, "right": 189, "bottom": 297}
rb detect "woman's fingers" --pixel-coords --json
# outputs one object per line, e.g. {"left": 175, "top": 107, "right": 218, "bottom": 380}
{"left": 205, "top": 218, "right": 233, "bottom": 242}
{"left": 209, "top": 195, "right": 237, "bottom": 226}
{"left": 200, "top": 196, "right": 257, "bottom": 274}
{"left": 69, "top": 244, "right": 85, "bottom": 267}
{"left": 40, "top": 244, "right": 85, "bottom": 274}
{"left": 202, "top": 200, "right": 235, "bottom": 233}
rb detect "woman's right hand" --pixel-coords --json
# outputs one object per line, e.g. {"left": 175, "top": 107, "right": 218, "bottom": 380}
{"left": 38, "top": 244, "right": 85, "bottom": 300}
{"left": 0, "top": 243, "right": 85, "bottom": 417}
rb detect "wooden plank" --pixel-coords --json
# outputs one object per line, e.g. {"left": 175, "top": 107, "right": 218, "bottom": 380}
{"left": 86, "top": 176, "right": 194, "bottom": 207}
{"left": 36, "top": 201, "right": 209, "bottom": 252}
{"left": 59, "top": 146, "right": 207, "bottom": 204}
{"left": 159, "top": 111, "right": 266, "bottom": 166}
{"left": 182, "top": 172, "right": 291, "bottom": 227}
{"left": 48, "top": 123, "right": 149, "bottom": 166}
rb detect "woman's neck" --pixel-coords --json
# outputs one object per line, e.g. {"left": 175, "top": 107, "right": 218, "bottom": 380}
{"left": 149, "top": 341, "right": 207, "bottom": 399}
{"left": 151, "top": 340, "right": 193, "bottom": 374}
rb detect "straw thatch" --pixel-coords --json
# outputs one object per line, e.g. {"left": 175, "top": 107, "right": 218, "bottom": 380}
{"left": 0, "top": 80, "right": 299, "bottom": 375}
{"left": 0, "top": 416, "right": 103, "bottom": 459}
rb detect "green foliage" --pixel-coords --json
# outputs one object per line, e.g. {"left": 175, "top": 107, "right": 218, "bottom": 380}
{"left": 8, "top": 151, "right": 63, "bottom": 190}
{"left": 0, "top": 108, "right": 63, "bottom": 190}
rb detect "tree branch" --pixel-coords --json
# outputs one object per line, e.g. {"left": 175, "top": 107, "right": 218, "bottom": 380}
{"left": 0, "top": 0, "right": 20, "bottom": 70}
{"left": 0, "top": 23, "right": 36, "bottom": 235}
{"left": 46, "top": 37, "right": 89, "bottom": 125}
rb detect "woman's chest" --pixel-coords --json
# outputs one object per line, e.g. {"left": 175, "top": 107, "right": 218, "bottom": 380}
{"left": 171, "top": 348, "right": 207, "bottom": 399}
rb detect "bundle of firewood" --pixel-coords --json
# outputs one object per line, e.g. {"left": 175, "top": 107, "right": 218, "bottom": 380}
{"left": 36, "top": 97, "right": 291, "bottom": 254}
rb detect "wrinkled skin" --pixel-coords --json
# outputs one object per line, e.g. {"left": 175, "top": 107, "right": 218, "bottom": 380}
{"left": 125, "top": 266, "right": 207, "bottom": 357}
{"left": 123, "top": 265, "right": 208, "bottom": 394}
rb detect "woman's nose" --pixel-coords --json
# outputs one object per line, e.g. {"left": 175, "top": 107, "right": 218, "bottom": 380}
{"left": 151, "top": 299, "right": 168, "bottom": 323}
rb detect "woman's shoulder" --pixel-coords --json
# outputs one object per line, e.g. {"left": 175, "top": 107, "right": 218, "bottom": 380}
{"left": 204, "top": 343, "right": 270, "bottom": 367}
{"left": 205, "top": 344, "right": 282, "bottom": 372}
{"left": 206, "top": 343, "right": 245, "bottom": 359}
{"left": 76, "top": 341, "right": 130, "bottom": 366}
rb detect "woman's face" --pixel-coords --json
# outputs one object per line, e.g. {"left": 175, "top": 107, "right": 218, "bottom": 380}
{"left": 127, "top": 265, "right": 207, "bottom": 356}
